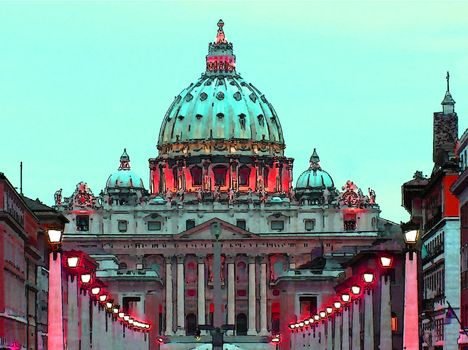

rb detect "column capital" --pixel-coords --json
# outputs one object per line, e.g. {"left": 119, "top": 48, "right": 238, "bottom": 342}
{"left": 196, "top": 254, "right": 206, "bottom": 263}
{"left": 226, "top": 254, "right": 236, "bottom": 263}
{"left": 176, "top": 254, "right": 185, "bottom": 264}
{"left": 247, "top": 255, "right": 257, "bottom": 264}
{"left": 164, "top": 255, "right": 173, "bottom": 264}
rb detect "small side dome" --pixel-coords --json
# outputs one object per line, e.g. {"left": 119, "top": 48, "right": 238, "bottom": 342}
{"left": 105, "top": 149, "right": 145, "bottom": 190}
{"left": 296, "top": 149, "right": 334, "bottom": 194}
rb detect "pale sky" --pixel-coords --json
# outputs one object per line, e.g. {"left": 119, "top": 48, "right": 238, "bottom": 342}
{"left": 1, "top": 1, "right": 467, "bottom": 223}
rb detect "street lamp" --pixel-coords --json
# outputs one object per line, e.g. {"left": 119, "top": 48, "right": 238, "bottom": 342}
{"left": 351, "top": 285, "right": 361, "bottom": 296}
{"left": 403, "top": 229, "right": 420, "bottom": 350}
{"left": 379, "top": 254, "right": 394, "bottom": 350}
{"left": 363, "top": 272, "right": 375, "bottom": 284}
{"left": 379, "top": 256, "right": 393, "bottom": 269}
{"left": 80, "top": 273, "right": 92, "bottom": 284}
{"left": 46, "top": 229, "right": 64, "bottom": 350}
{"left": 341, "top": 293, "right": 351, "bottom": 303}
{"left": 334, "top": 301, "right": 341, "bottom": 310}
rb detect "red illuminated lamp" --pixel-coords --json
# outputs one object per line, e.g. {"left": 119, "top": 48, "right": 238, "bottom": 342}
{"left": 118, "top": 312, "right": 125, "bottom": 319}
{"left": 47, "top": 229, "right": 63, "bottom": 250}
{"left": 314, "top": 314, "right": 320, "bottom": 321}
{"left": 157, "top": 336, "right": 165, "bottom": 343}
{"left": 271, "top": 335, "right": 281, "bottom": 343}
{"left": 319, "top": 311, "right": 326, "bottom": 318}
{"left": 379, "top": 256, "right": 393, "bottom": 269}
{"left": 341, "top": 293, "right": 351, "bottom": 303}
{"left": 363, "top": 272, "right": 375, "bottom": 284}
{"left": 289, "top": 324, "right": 295, "bottom": 330}
{"left": 326, "top": 307, "right": 333, "bottom": 315}
{"left": 308, "top": 317, "right": 314, "bottom": 323}
{"left": 91, "top": 287, "right": 101, "bottom": 296}
{"left": 351, "top": 285, "right": 361, "bottom": 296}
{"left": 67, "top": 256, "right": 79, "bottom": 268}
{"left": 304, "top": 319, "right": 310, "bottom": 326}
{"left": 299, "top": 321, "right": 304, "bottom": 327}
{"left": 334, "top": 301, "right": 342, "bottom": 310}
{"left": 99, "top": 294, "right": 108, "bottom": 302}
{"left": 123, "top": 315, "right": 130, "bottom": 321}
{"left": 80, "top": 273, "right": 92, "bottom": 284}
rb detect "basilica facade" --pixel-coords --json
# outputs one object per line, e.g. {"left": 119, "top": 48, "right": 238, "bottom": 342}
{"left": 55, "top": 21, "right": 403, "bottom": 350}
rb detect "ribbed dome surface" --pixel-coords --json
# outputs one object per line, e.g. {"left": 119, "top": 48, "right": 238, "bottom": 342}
{"left": 158, "top": 75, "right": 284, "bottom": 149}
{"left": 296, "top": 168, "right": 334, "bottom": 190}
{"left": 106, "top": 170, "right": 145, "bottom": 190}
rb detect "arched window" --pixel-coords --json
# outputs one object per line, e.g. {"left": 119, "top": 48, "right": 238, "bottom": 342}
{"left": 212, "top": 165, "right": 228, "bottom": 186}
{"left": 190, "top": 166, "right": 202, "bottom": 186}
{"left": 186, "top": 313, "right": 197, "bottom": 335}
{"left": 236, "top": 313, "right": 248, "bottom": 335}
{"left": 238, "top": 165, "right": 251, "bottom": 186}
{"left": 236, "top": 261, "right": 247, "bottom": 283}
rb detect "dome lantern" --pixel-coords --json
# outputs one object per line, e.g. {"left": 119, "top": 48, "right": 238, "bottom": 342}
{"left": 441, "top": 71, "right": 455, "bottom": 115}
{"left": 206, "top": 19, "right": 236, "bottom": 76}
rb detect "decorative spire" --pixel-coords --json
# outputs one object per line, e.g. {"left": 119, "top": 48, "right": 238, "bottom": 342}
{"left": 309, "top": 148, "right": 321, "bottom": 170}
{"left": 119, "top": 148, "right": 131, "bottom": 170}
{"left": 441, "top": 71, "right": 455, "bottom": 114}
{"left": 205, "top": 19, "right": 236, "bottom": 75}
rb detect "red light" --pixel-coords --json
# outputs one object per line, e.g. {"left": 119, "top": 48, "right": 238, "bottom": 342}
{"left": 379, "top": 256, "right": 393, "bottom": 268}
{"left": 351, "top": 285, "right": 361, "bottom": 295}
{"left": 326, "top": 307, "right": 333, "bottom": 315}
{"left": 341, "top": 293, "right": 351, "bottom": 303}
{"left": 363, "top": 272, "right": 375, "bottom": 284}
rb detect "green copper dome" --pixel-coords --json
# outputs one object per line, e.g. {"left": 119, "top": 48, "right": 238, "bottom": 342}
{"left": 296, "top": 149, "right": 334, "bottom": 190}
{"left": 105, "top": 149, "right": 145, "bottom": 190}
{"left": 157, "top": 20, "right": 285, "bottom": 157}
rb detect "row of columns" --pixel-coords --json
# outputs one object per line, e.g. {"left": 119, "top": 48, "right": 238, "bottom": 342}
{"left": 65, "top": 275, "right": 148, "bottom": 350}
{"left": 292, "top": 276, "right": 392, "bottom": 349}
{"left": 164, "top": 255, "right": 269, "bottom": 336}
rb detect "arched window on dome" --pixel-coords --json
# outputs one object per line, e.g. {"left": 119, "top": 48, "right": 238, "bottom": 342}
{"left": 190, "top": 166, "right": 202, "bottom": 187}
{"left": 238, "top": 165, "right": 251, "bottom": 186}
{"left": 212, "top": 165, "right": 227, "bottom": 186}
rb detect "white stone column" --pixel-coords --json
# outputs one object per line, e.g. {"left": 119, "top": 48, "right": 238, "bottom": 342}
{"left": 67, "top": 276, "right": 79, "bottom": 350}
{"left": 80, "top": 291, "right": 91, "bottom": 349}
{"left": 342, "top": 306, "right": 350, "bottom": 350}
{"left": 247, "top": 256, "right": 257, "bottom": 335}
{"left": 351, "top": 300, "right": 361, "bottom": 350}
{"left": 227, "top": 256, "right": 235, "bottom": 335}
{"left": 197, "top": 256, "right": 206, "bottom": 329}
{"left": 380, "top": 275, "right": 392, "bottom": 350}
{"left": 364, "top": 290, "right": 374, "bottom": 350}
{"left": 176, "top": 255, "right": 185, "bottom": 335}
{"left": 259, "top": 259, "right": 268, "bottom": 335}
{"left": 165, "top": 257, "right": 174, "bottom": 335}
{"left": 327, "top": 319, "right": 333, "bottom": 350}
{"left": 334, "top": 313, "right": 342, "bottom": 350}
{"left": 320, "top": 322, "right": 327, "bottom": 350}
{"left": 91, "top": 302, "right": 101, "bottom": 349}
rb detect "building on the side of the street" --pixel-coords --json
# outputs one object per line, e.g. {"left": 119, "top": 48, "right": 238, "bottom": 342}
{"left": 55, "top": 21, "right": 404, "bottom": 350}
{"left": 452, "top": 128, "right": 468, "bottom": 348}
{"left": 402, "top": 73, "right": 461, "bottom": 350}
{"left": 0, "top": 173, "right": 66, "bottom": 350}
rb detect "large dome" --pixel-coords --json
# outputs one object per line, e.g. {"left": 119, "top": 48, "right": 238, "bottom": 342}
{"left": 157, "top": 20, "right": 285, "bottom": 158}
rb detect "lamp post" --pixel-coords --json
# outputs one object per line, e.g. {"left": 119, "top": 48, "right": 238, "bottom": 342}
{"left": 46, "top": 229, "right": 64, "bottom": 350}
{"left": 341, "top": 293, "right": 351, "bottom": 350}
{"left": 351, "top": 284, "right": 362, "bottom": 350}
{"left": 403, "top": 229, "right": 420, "bottom": 350}
{"left": 362, "top": 272, "right": 375, "bottom": 350}
{"left": 379, "top": 255, "right": 394, "bottom": 350}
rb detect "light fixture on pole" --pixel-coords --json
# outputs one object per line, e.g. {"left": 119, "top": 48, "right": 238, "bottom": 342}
{"left": 91, "top": 287, "right": 101, "bottom": 296}
{"left": 334, "top": 301, "right": 341, "bottom": 310}
{"left": 341, "top": 293, "right": 351, "bottom": 303}
{"left": 351, "top": 285, "right": 361, "bottom": 296}
{"left": 99, "top": 294, "right": 108, "bottom": 302}
{"left": 67, "top": 256, "right": 79, "bottom": 268}
{"left": 379, "top": 256, "right": 393, "bottom": 269}
{"left": 46, "top": 229, "right": 65, "bottom": 350}
{"left": 403, "top": 229, "right": 420, "bottom": 350}
{"left": 363, "top": 272, "right": 375, "bottom": 284}
{"left": 80, "top": 273, "right": 92, "bottom": 284}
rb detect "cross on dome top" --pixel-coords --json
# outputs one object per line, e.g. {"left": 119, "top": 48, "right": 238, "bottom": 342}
{"left": 309, "top": 149, "right": 321, "bottom": 170}
{"left": 205, "top": 19, "right": 236, "bottom": 75}
{"left": 119, "top": 148, "right": 131, "bottom": 170}
{"left": 441, "top": 71, "right": 455, "bottom": 114}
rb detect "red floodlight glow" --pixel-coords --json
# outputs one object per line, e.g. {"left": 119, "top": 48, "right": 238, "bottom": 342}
{"left": 80, "top": 274, "right": 91, "bottom": 284}
{"left": 341, "top": 293, "right": 351, "bottom": 303}
{"left": 351, "top": 285, "right": 361, "bottom": 295}
{"left": 363, "top": 272, "right": 375, "bottom": 284}
{"left": 379, "top": 256, "right": 393, "bottom": 268}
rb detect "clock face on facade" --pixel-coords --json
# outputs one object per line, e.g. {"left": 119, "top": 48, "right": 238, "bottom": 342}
{"left": 343, "top": 191, "right": 359, "bottom": 206}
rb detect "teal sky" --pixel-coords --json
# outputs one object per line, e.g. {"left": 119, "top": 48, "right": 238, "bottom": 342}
{"left": 1, "top": 1, "right": 467, "bottom": 223}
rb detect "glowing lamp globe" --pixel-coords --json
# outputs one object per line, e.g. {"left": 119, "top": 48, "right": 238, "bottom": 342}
{"left": 404, "top": 230, "right": 419, "bottom": 245}
{"left": 113, "top": 307, "right": 119, "bottom": 314}
{"left": 124, "top": 315, "right": 130, "bottom": 321}
{"left": 91, "top": 287, "right": 101, "bottom": 295}
{"left": 319, "top": 311, "right": 326, "bottom": 318}
{"left": 379, "top": 256, "right": 393, "bottom": 268}
{"left": 271, "top": 336, "right": 280, "bottom": 343}
{"left": 334, "top": 301, "right": 341, "bottom": 309}
{"left": 308, "top": 317, "right": 314, "bottom": 323}
{"left": 80, "top": 274, "right": 91, "bottom": 284}
{"left": 129, "top": 319, "right": 134, "bottom": 325}
{"left": 47, "top": 229, "right": 63, "bottom": 245}
{"left": 299, "top": 322, "right": 304, "bottom": 327}
{"left": 118, "top": 312, "right": 125, "bottom": 318}
{"left": 314, "top": 314, "right": 320, "bottom": 321}
{"left": 341, "top": 293, "right": 350, "bottom": 303}
{"left": 351, "top": 285, "right": 361, "bottom": 295}
{"left": 326, "top": 307, "right": 333, "bottom": 314}
{"left": 99, "top": 294, "right": 107, "bottom": 302}
{"left": 289, "top": 324, "right": 295, "bottom": 330}
{"left": 363, "top": 272, "right": 375, "bottom": 284}
{"left": 304, "top": 319, "right": 310, "bottom": 325}
{"left": 67, "top": 256, "right": 79, "bottom": 268}
{"left": 106, "top": 301, "right": 113, "bottom": 309}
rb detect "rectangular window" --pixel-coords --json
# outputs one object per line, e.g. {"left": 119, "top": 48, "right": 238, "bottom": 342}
{"left": 186, "top": 219, "right": 195, "bottom": 230}
{"left": 344, "top": 213, "right": 357, "bottom": 231}
{"left": 148, "top": 221, "right": 162, "bottom": 231}
{"left": 76, "top": 215, "right": 89, "bottom": 231}
{"left": 271, "top": 220, "right": 284, "bottom": 231}
{"left": 299, "top": 296, "right": 317, "bottom": 318}
{"left": 118, "top": 220, "right": 128, "bottom": 232}
{"left": 236, "top": 219, "right": 246, "bottom": 230}
{"left": 304, "top": 219, "right": 316, "bottom": 231}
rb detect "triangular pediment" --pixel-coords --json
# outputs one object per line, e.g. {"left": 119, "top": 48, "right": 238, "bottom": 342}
{"left": 175, "top": 218, "right": 257, "bottom": 240}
